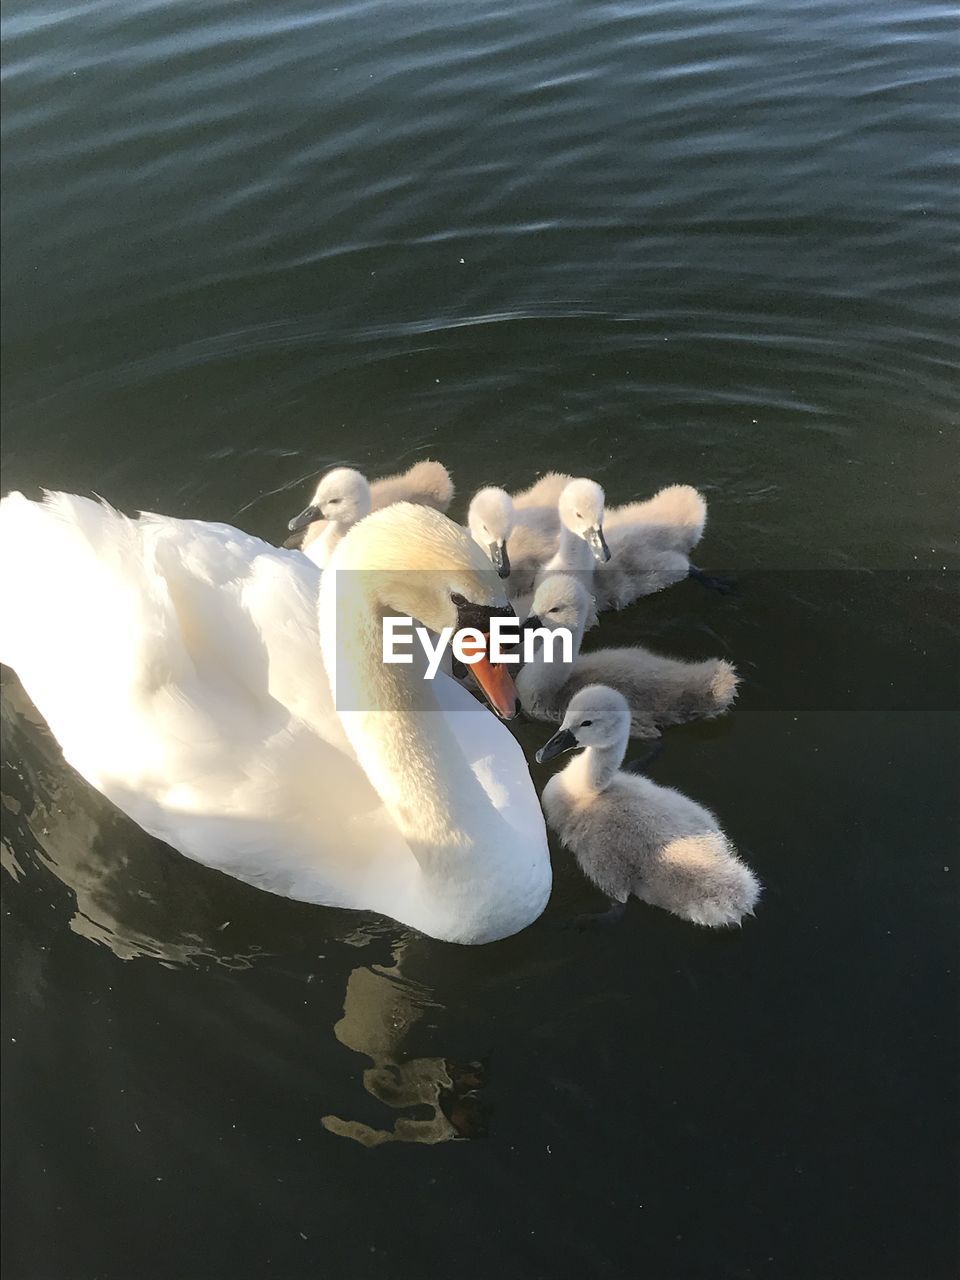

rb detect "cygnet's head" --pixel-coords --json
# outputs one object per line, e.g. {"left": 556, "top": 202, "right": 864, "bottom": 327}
{"left": 557, "top": 479, "right": 610, "bottom": 563}
{"left": 467, "top": 487, "right": 515, "bottom": 579}
{"left": 288, "top": 468, "right": 372, "bottom": 534}
{"left": 536, "top": 685, "right": 630, "bottom": 763}
{"left": 523, "top": 574, "right": 598, "bottom": 635}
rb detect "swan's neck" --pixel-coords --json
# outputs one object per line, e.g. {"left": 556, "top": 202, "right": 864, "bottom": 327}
{"left": 322, "top": 580, "right": 483, "bottom": 853}
{"left": 318, "top": 512, "right": 366, "bottom": 564}
{"left": 315, "top": 521, "right": 348, "bottom": 564}
{"left": 548, "top": 523, "right": 593, "bottom": 575}
{"left": 318, "top": 567, "right": 530, "bottom": 938}
{"left": 564, "top": 739, "right": 624, "bottom": 795}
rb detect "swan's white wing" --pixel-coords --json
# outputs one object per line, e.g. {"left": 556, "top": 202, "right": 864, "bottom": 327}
{"left": 0, "top": 494, "right": 346, "bottom": 770}
{"left": 0, "top": 492, "right": 414, "bottom": 905}
{"left": 145, "top": 514, "right": 348, "bottom": 749}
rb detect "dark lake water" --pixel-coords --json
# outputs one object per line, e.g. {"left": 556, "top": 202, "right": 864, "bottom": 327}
{"left": 2, "top": 1, "right": 958, "bottom": 1277}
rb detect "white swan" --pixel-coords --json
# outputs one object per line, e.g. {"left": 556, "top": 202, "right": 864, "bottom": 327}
{"left": 466, "top": 486, "right": 514, "bottom": 579}
{"left": 288, "top": 459, "right": 455, "bottom": 563}
{"left": 290, "top": 467, "right": 371, "bottom": 569}
{"left": 466, "top": 485, "right": 536, "bottom": 599}
{"left": 536, "top": 686, "right": 760, "bottom": 927}
{"left": 0, "top": 493, "right": 550, "bottom": 944}
{"left": 517, "top": 575, "right": 738, "bottom": 737}
{"left": 468, "top": 479, "right": 609, "bottom": 606}
{"left": 540, "top": 478, "right": 609, "bottom": 576}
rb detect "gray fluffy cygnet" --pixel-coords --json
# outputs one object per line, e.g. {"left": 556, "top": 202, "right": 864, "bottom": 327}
{"left": 537, "top": 685, "right": 760, "bottom": 928}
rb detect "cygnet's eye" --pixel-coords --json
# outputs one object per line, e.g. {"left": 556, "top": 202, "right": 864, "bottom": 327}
{"left": 580, "top": 719, "right": 593, "bottom": 728}
{"left": 549, "top": 606, "right": 562, "bottom": 614}
{"left": 575, "top": 511, "right": 583, "bottom": 519}
{"left": 327, "top": 498, "right": 340, "bottom": 506}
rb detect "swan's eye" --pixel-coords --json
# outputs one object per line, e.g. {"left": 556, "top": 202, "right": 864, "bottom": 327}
{"left": 450, "top": 592, "right": 468, "bottom": 607}
{"left": 580, "top": 720, "right": 593, "bottom": 728}
{"left": 549, "top": 606, "right": 562, "bottom": 614}
{"left": 575, "top": 511, "right": 582, "bottom": 519}
{"left": 327, "top": 498, "right": 340, "bottom": 506}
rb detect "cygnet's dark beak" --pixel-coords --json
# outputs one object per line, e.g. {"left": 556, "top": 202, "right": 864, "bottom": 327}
{"left": 535, "top": 726, "right": 578, "bottom": 764}
{"left": 288, "top": 504, "right": 322, "bottom": 533}
{"left": 586, "top": 525, "right": 611, "bottom": 564}
{"left": 520, "top": 614, "right": 542, "bottom": 638}
{"left": 489, "top": 540, "right": 511, "bottom": 579}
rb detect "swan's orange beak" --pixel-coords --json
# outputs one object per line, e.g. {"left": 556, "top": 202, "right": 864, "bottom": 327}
{"left": 460, "top": 635, "right": 520, "bottom": 720}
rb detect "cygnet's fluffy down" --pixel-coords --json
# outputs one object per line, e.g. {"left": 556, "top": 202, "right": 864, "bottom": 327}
{"left": 537, "top": 685, "right": 760, "bottom": 927}
{"left": 594, "top": 484, "right": 708, "bottom": 609}
{"left": 518, "top": 575, "right": 738, "bottom": 738}
{"left": 471, "top": 476, "right": 709, "bottom": 609}
{"left": 288, "top": 459, "right": 454, "bottom": 551}
{"left": 467, "top": 478, "right": 608, "bottom": 602}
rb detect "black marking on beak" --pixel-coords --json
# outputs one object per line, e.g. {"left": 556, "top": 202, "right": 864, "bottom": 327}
{"left": 520, "top": 614, "right": 542, "bottom": 638}
{"left": 450, "top": 593, "right": 516, "bottom": 632}
{"left": 586, "top": 525, "right": 611, "bottom": 564}
{"left": 489, "top": 540, "right": 511, "bottom": 579}
{"left": 535, "top": 727, "right": 578, "bottom": 764}
{"left": 288, "top": 505, "right": 322, "bottom": 533}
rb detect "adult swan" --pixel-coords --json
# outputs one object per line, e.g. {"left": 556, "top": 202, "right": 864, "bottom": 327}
{"left": 0, "top": 492, "right": 551, "bottom": 944}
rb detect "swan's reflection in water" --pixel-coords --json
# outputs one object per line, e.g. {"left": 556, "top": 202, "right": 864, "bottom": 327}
{"left": 322, "top": 949, "right": 486, "bottom": 1146}
{"left": 2, "top": 672, "right": 486, "bottom": 1146}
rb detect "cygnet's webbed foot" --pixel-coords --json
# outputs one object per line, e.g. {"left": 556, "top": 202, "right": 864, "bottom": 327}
{"left": 562, "top": 899, "right": 628, "bottom": 931}
{"left": 622, "top": 740, "right": 665, "bottom": 774}
{"left": 689, "top": 564, "right": 735, "bottom": 594}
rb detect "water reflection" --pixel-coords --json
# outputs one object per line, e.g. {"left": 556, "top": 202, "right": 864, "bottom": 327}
{"left": 322, "top": 945, "right": 486, "bottom": 1146}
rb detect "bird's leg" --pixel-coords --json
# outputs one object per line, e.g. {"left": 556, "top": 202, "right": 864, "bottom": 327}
{"left": 563, "top": 899, "right": 629, "bottom": 930}
{"left": 688, "top": 564, "right": 734, "bottom": 594}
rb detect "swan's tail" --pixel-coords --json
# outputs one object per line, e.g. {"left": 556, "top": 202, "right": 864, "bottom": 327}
{"left": 0, "top": 490, "right": 103, "bottom": 670}
{"left": 673, "top": 658, "right": 739, "bottom": 721}
{"left": 512, "top": 471, "right": 571, "bottom": 510}
{"left": 622, "top": 654, "right": 739, "bottom": 732}
{"left": 0, "top": 490, "right": 188, "bottom": 693}
{"left": 369, "top": 460, "right": 454, "bottom": 513}
{"left": 401, "top": 459, "right": 455, "bottom": 512}
{"left": 606, "top": 485, "right": 708, "bottom": 552}
{"left": 640, "top": 832, "right": 760, "bottom": 927}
